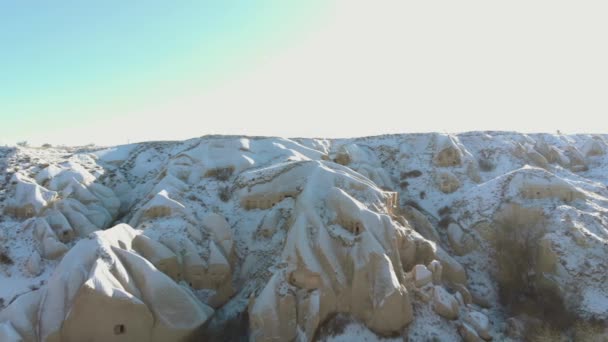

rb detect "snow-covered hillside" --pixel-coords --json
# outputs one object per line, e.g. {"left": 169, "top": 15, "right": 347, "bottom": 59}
{"left": 1, "top": 132, "right": 607, "bottom": 341}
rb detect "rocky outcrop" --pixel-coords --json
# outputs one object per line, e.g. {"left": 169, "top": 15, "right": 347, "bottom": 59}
{"left": 1, "top": 224, "right": 214, "bottom": 342}
{"left": 447, "top": 223, "right": 477, "bottom": 256}
{"left": 432, "top": 285, "right": 460, "bottom": 320}
{"left": 435, "top": 171, "right": 460, "bottom": 194}
{"left": 464, "top": 310, "right": 492, "bottom": 340}
{"left": 510, "top": 167, "right": 584, "bottom": 202}
{"left": 0, "top": 321, "right": 22, "bottom": 342}
{"left": 433, "top": 134, "right": 463, "bottom": 167}
{"left": 243, "top": 162, "right": 415, "bottom": 341}
{"left": 132, "top": 234, "right": 180, "bottom": 281}
{"left": 582, "top": 136, "right": 606, "bottom": 157}
{"left": 2, "top": 133, "right": 607, "bottom": 341}
{"left": 413, "top": 264, "right": 433, "bottom": 287}
{"left": 3, "top": 161, "right": 121, "bottom": 265}
{"left": 4, "top": 174, "right": 58, "bottom": 219}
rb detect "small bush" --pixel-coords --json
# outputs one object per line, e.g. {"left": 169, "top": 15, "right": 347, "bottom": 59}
{"left": 208, "top": 167, "right": 234, "bottom": 181}
{"left": 218, "top": 186, "right": 231, "bottom": 202}
{"left": 0, "top": 250, "right": 13, "bottom": 265}
{"left": 478, "top": 158, "right": 495, "bottom": 172}
{"left": 313, "top": 314, "right": 352, "bottom": 340}
{"left": 199, "top": 309, "right": 249, "bottom": 341}
{"left": 478, "top": 149, "right": 496, "bottom": 172}
{"left": 399, "top": 181, "right": 409, "bottom": 189}
{"left": 573, "top": 321, "right": 607, "bottom": 342}
{"left": 403, "top": 200, "right": 422, "bottom": 211}
{"left": 16, "top": 141, "right": 28, "bottom": 147}
{"left": 438, "top": 216, "right": 453, "bottom": 229}
{"left": 525, "top": 319, "right": 608, "bottom": 341}
{"left": 494, "top": 204, "right": 576, "bottom": 330}
{"left": 438, "top": 206, "right": 451, "bottom": 217}
{"left": 41, "top": 143, "right": 52, "bottom": 148}
{"left": 400, "top": 170, "right": 422, "bottom": 179}
{"left": 419, "top": 191, "right": 426, "bottom": 199}
{"left": 526, "top": 323, "right": 568, "bottom": 342}
{"left": 494, "top": 204, "right": 546, "bottom": 305}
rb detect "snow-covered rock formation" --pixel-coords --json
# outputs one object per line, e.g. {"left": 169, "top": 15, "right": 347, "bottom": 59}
{"left": 1, "top": 132, "right": 607, "bottom": 341}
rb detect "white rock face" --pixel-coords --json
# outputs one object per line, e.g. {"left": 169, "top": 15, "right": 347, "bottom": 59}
{"left": 131, "top": 190, "right": 186, "bottom": 225}
{"left": 459, "top": 322, "right": 483, "bottom": 342}
{"left": 447, "top": 223, "right": 466, "bottom": 255}
{"left": 245, "top": 164, "right": 414, "bottom": 340}
{"left": 25, "top": 251, "right": 42, "bottom": 277}
{"left": 0, "top": 321, "right": 22, "bottom": 342}
{"left": 132, "top": 234, "right": 180, "bottom": 281}
{"left": 413, "top": 264, "right": 433, "bottom": 287}
{"left": 433, "top": 134, "right": 464, "bottom": 167}
{"left": 432, "top": 286, "right": 460, "bottom": 320}
{"left": 428, "top": 259, "right": 443, "bottom": 284}
{"left": 4, "top": 173, "right": 57, "bottom": 219}
{"left": 1, "top": 133, "right": 607, "bottom": 341}
{"left": 36, "top": 224, "right": 213, "bottom": 342}
{"left": 464, "top": 310, "right": 492, "bottom": 340}
{"left": 201, "top": 213, "right": 235, "bottom": 262}
{"left": 582, "top": 136, "right": 606, "bottom": 157}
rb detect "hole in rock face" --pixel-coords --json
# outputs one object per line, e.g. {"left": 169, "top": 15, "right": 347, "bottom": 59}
{"left": 114, "top": 324, "right": 126, "bottom": 335}
{"left": 354, "top": 222, "right": 362, "bottom": 234}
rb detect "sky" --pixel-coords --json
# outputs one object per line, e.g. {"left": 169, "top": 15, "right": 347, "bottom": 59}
{"left": 1, "top": 0, "right": 607, "bottom": 146}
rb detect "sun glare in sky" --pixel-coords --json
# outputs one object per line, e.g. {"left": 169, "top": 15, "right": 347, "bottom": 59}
{"left": 1, "top": 1, "right": 607, "bottom": 146}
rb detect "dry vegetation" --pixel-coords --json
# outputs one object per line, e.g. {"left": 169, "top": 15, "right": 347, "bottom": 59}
{"left": 494, "top": 204, "right": 547, "bottom": 305}
{"left": 0, "top": 249, "right": 13, "bottom": 265}
{"left": 218, "top": 185, "right": 231, "bottom": 202}
{"left": 494, "top": 204, "right": 582, "bottom": 338}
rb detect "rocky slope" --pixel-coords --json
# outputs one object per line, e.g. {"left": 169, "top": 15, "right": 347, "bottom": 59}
{"left": 0, "top": 132, "right": 607, "bottom": 341}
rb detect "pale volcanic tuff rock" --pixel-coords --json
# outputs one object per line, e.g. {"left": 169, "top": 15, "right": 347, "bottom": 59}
{"left": 3, "top": 173, "right": 58, "bottom": 219}
{"left": 243, "top": 162, "right": 415, "bottom": 340}
{"left": 432, "top": 285, "right": 460, "bottom": 320}
{"left": 0, "top": 156, "right": 122, "bottom": 286}
{"left": 0, "top": 224, "right": 213, "bottom": 342}
{"left": 0, "top": 322, "right": 22, "bottom": 342}
{"left": 1, "top": 133, "right": 608, "bottom": 341}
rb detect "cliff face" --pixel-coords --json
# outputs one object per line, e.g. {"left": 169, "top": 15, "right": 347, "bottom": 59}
{"left": 0, "top": 132, "right": 607, "bottom": 341}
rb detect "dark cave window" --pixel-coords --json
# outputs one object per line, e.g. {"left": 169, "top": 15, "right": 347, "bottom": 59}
{"left": 114, "top": 324, "right": 126, "bottom": 335}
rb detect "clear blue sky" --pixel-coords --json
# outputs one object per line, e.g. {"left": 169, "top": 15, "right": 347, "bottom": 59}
{"left": 0, "top": 1, "right": 327, "bottom": 145}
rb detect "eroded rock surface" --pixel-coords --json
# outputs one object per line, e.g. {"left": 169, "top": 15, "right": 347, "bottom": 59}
{"left": 1, "top": 133, "right": 607, "bottom": 341}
